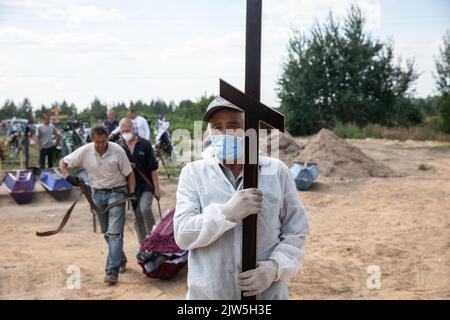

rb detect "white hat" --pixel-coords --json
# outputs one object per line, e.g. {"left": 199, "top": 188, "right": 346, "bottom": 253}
{"left": 203, "top": 96, "right": 243, "bottom": 122}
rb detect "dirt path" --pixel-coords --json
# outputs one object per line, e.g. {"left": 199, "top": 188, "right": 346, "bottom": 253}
{"left": 0, "top": 139, "right": 449, "bottom": 299}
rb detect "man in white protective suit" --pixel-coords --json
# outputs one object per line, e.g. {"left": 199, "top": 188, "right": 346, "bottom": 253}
{"left": 174, "top": 96, "right": 310, "bottom": 300}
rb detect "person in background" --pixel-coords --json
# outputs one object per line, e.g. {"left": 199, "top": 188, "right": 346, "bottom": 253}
{"left": 109, "top": 108, "right": 150, "bottom": 141}
{"left": 104, "top": 109, "right": 119, "bottom": 135}
{"left": 117, "top": 118, "right": 161, "bottom": 244}
{"left": 37, "top": 114, "right": 61, "bottom": 169}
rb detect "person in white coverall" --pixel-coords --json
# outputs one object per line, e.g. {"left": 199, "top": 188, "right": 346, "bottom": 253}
{"left": 174, "top": 96, "right": 310, "bottom": 300}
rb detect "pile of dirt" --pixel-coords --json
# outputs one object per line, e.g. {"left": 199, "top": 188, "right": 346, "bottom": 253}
{"left": 297, "top": 129, "right": 398, "bottom": 180}
{"left": 262, "top": 131, "right": 303, "bottom": 165}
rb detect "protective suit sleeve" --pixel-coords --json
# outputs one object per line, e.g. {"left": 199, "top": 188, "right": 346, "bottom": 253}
{"left": 269, "top": 164, "right": 310, "bottom": 282}
{"left": 174, "top": 163, "right": 236, "bottom": 250}
{"left": 111, "top": 126, "right": 120, "bottom": 136}
{"left": 140, "top": 117, "right": 151, "bottom": 141}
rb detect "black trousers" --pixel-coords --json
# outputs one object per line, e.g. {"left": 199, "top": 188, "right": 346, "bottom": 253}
{"left": 39, "top": 147, "right": 55, "bottom": 169}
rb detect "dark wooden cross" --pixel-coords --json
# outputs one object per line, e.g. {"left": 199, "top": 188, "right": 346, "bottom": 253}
{"left": 219, "top": 0, "right": 285, "bottom": 300}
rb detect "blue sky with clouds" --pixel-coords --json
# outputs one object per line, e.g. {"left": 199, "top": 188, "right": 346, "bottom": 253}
{"left": 0, "top": 0, "right": 449, "bottom": 110}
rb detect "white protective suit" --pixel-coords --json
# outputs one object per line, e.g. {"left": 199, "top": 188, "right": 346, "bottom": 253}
{"left": 174, "top": 147, "right": 310, "bottom": 300}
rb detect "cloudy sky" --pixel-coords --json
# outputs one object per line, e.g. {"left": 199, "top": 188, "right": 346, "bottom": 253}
{"left": 0, "top": 0, "right": 449, "bottom": 111}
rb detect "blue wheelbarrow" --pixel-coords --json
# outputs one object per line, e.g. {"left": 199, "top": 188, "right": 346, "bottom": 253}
{"left": 289, "top": 161, "right": 319, "bottom": 191}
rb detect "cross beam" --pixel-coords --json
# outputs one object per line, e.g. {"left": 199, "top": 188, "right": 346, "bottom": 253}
{"left": 220, "top": 80, "right": 284, "bottom": 130}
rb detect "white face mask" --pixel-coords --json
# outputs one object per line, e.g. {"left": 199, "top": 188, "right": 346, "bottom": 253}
{"left": 122, "top": 132, "right": 133, "bottom": 142}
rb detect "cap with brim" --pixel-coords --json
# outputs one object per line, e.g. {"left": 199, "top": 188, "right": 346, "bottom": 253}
{"left": 203, "top": 97, "right": 244, "bottom": 122}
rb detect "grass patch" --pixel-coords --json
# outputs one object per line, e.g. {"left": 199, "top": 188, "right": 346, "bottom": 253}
{"left": 1, "top": 142, "right": 41, "bottom": 170}
{"left": 430, "top": 144, "right": 450, "bottom": 152}
{"left": 333, "top": 122, "right": 450, "bottom": 142}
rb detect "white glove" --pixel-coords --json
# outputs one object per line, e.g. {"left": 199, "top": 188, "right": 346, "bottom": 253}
{"left": 238, "top": 260, "right": 278, "bottom": 297}
{"left": 218, "top": 188, "right": 263, "bottom": 222}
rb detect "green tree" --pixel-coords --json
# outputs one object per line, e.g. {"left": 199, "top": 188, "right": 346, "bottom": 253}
{"left": 0, "top": 100, "right": 18, "bottom": 119}
{"left": 411, "top": 96, "right": 441, "bottom": 117}
{"left": 391, "top": 97, "right": 423, "bottom": 127}
{"left": 150, "top": 99, "right": 171, "bottom": 116}
{"left": 278, "top": 5, "right": 418, "bottom": 135}
{"left": 173, "top": 95, "right": 213, "bottom": 121}
{"left": 58, "top": 100, "right": 77, "bottom": 116}
{"left": 113, "top": 102, "right": 128, "bottom": 119}
{"left": 168, "top": 95, "right": 214, "bottom": 134}
{"left": 18, "top": 98, "right": 34, "bottom": 121}
{"left": 90, "top": 98, "right": 107, "bottom": 121}
{"left": 434, "top": 30, "right": 450, "bottom": 132}
{"left": 34, "top": 105, "right": 52, "bottom": 120}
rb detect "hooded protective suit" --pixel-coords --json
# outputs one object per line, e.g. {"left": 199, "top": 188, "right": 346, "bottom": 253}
{"left": 174, "top": 147, "right": 309, "bottom": 299}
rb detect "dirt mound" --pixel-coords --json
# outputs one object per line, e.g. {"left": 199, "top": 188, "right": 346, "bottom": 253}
{"left": 276, "top": 131, "right": 303, "bottom": 158}
{"left": 298, "top": 129, "right": 398, "bottom": 180}
{"left": 261, "top": 131, "right": 303, "bottom": 165}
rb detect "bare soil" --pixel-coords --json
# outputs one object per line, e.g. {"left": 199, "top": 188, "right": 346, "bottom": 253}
{"left": 0, "top": 138, "right": 449, "bottom": 299}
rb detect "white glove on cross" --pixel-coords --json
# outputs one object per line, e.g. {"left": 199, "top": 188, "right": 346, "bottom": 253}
{"left": 218, "top": 188, "right": 263, "bottom": 222}
{"left": 238, "top": 260, "right": 278, "bottom": 297}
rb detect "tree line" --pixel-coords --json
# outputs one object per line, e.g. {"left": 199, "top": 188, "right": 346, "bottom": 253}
{"left": 278, "top": 5, "right": 450, "bottom": 135}
{"left": 0, "top": 95, "right": 215, "bottom": 134}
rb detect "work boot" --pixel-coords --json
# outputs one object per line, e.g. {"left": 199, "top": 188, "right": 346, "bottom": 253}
{"left": 104, "top": 271, "right": 118, "bottom": 285}
{"left": 119, "top": 258, "right": 127, "bottom": 274}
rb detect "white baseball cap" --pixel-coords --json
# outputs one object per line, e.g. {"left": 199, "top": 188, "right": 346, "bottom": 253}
{"left": 203, "top": 96, "right": 244, "bottom": 122}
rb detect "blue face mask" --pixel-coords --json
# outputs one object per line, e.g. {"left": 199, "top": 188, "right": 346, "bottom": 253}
{"left": 210, "top": 134, "right": 243, "bottom": 161}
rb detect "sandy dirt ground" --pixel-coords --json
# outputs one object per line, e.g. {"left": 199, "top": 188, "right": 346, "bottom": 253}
{"left": 0, "top": 138, "right": 449, "bottom": 300}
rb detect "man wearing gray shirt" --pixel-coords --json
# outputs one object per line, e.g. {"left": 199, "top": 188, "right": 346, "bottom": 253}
{"left": 37, "top": 114, "right": 61, "bottom": 169}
